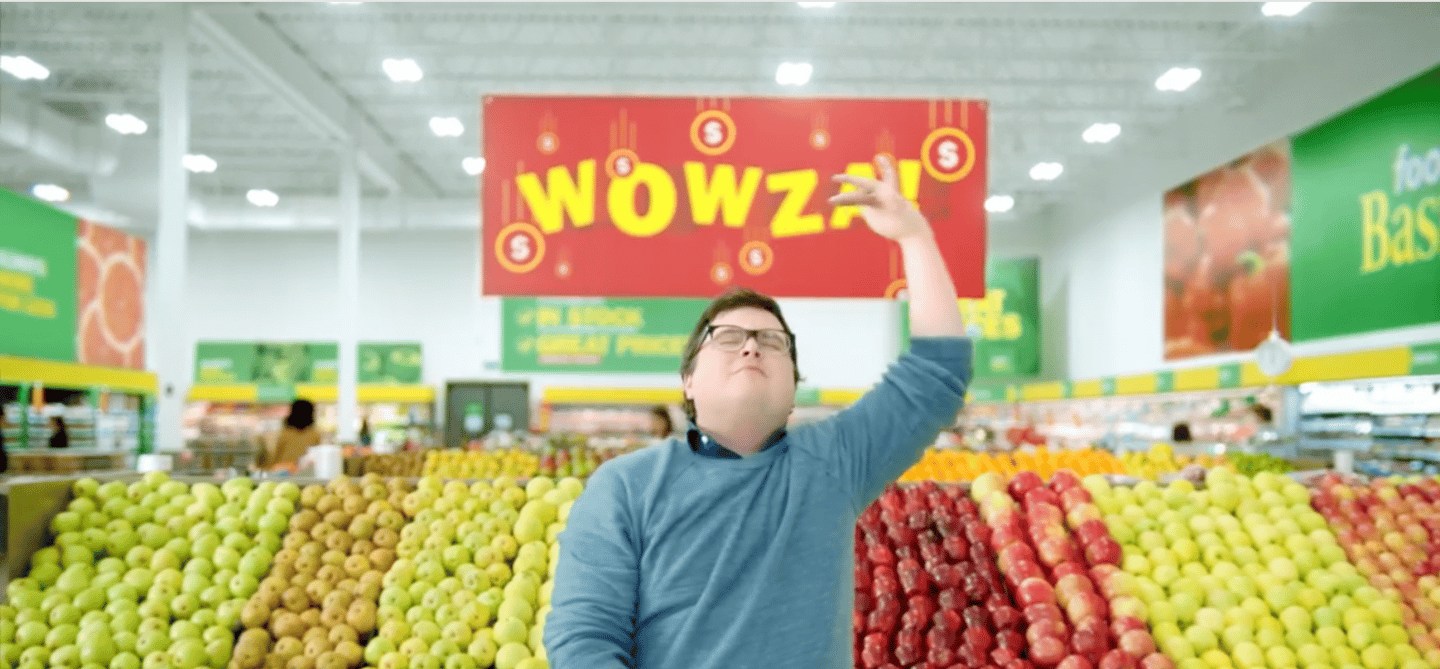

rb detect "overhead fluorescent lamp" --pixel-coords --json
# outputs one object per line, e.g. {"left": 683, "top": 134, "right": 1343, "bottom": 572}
{"left": 183, "top": 154, "right": 218, "bottom": 173}
{"left": 1261, "top": 2, "right": 1310, "bottom": 17}
{"left": 984, "top": 195, "right": 1015, "bottom": 213}
{"left": 430, "top": 117, "right": 464, "bottom": 137}
{"left": 776, "top": 61, "right": 813, "bottom": 86}
{"left": 1155, "top": 67, "right": 1202, "bottom": 92}
{"left": 1082, "top": 123, "right": 1121, "bottom": 144}
{"left": 105, "top": 113, "right": 148, "bottom": 135}
{"left": 31, "top": 184, "right": 69, "bottom": 202}
{"left": 1029, "top": 162, "right": 1063, "bottom": 181}
{"left": 382, "top": 58, "right": 423, "bottom": 83}
{"left": 0, "top": 55, "right": 49, "bottom": 80}
{"left": 246, "top": 189, "right": 279, "bottom": 207}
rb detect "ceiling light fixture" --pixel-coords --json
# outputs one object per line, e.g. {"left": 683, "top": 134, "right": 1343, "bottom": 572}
{"left": 31, "top": 184, "right": 69, "bottom": 202}
{"left": 1, "top": 55, "right": 49, "bottom": 80}
{"left": 1030, "top": 162, "right": 1064, "bottom": 181}
{"left": 463, "top": 157, "right": 486, "bottom": 176}
{"left": 429, "top": 116, "right": 464, "bottom": 137}
{"left": 984, "top": 195, "right": 1015, "bottom": 213}
{"left": 382, "top": 58, "right": 423, "bottom": 83}
{"left": 105, "top": 113, "right": 148, "bottom": 135}
{"left": 182, "top": 154, "right": 217, "bottom": 173}
{"left": 1155, "top": 67, "right": 1202, "bottom": 92}
{"left": 1082, "top": 123, "right": 1122, "bottom": 144}
{"left": 246, "top": 189, "right": 279, "bottom": 207}
{"left": 775, "top": 62, "right": 813, "bottom": 86}
{"left": 797, "top": 2, "right": 836, "bottom": 8}
{"left": 1261, "top": 2, "right": 1310, "bottom": 17}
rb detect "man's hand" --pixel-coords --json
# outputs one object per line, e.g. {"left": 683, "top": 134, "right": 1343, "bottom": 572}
{"left": 828, "top": 155, "right": 933, "bottom": 242}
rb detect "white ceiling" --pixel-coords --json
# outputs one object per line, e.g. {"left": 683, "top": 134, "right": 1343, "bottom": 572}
{"left": 2, "top": 2, "right": 1437, "bottom": 231}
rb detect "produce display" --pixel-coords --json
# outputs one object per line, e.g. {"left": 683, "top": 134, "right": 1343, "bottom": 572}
{"left": 1311, "top": 474, "right": 1440, "bottom": 665}
{"left": 972, "top": 471, "right": 1167, "bottom": 669}
{"left": 355, "top": 453, "right": 426, "bottom": 478}
{"left": 1221, "top": 453, "right": 1295, "bottom": 477}
{"left": 420, "top": 448, "right": 600, "bottom": 480}
{"left": 235, "top": 475, "right": 416, "bottom": 669}
{"left": 1117, "top": 445, "right": 1222, "bottom": 481}
{"left": 899, "top": 448, "right": 1128, "bottom": 483}
{"left": 854, "top": 482, "right": 1017, "bottom": 669}
{"left": 1092, "top": 469, "right": 1429, "bottom": 669}
{"left": 361, "top": 474, "right": 579, "bottom": 669}
{"left": 4, "top": 473, "right": 290, "bottom": 669}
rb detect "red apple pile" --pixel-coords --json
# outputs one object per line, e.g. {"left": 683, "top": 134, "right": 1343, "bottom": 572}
{"left": 1311, "top": 473, "right": 1440, "bottom": 662}
{"left": 971, "top": 471, "right": 1170, "bottom": 669}
{"left": 854, "top": 481, "right": 1024, "bottom": 669}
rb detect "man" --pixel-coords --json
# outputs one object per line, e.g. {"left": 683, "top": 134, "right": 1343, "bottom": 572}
{"left": 545, "top": 155, "right": 972, "bottom": 668}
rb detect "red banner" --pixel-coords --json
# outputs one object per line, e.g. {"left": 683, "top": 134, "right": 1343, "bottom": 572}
{"left": 481, "top": 96, "right": 987, "bottom": 298}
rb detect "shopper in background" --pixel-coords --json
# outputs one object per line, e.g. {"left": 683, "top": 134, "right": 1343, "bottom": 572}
{"left": 1172, "top": 421, "right": 1194, "bottom": 443}
{"left": 258, "top": 399, "right": 321, "bottom": 470}
{"left": 0, "top": 425, "right": 8, "bottom": 473}
{"left": 47, "top": 416, "right": 69, "bottom": 449}
{"left": 646, "top": 405, "right": 673, "bottom": 438}
{"left": 547, "top": 155, "right": 973, "bottom": 669}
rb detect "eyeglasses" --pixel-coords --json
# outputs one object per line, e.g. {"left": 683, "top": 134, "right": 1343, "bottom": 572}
{"left": 704, "top": 324, "right": 794, "bottom": 353}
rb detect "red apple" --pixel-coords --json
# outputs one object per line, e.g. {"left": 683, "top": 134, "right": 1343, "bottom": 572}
{"left": 1029, "top": 503, "right": 1066, "bottom": 530}
{"left": 1050, "top": 470, "right": 1083, "bottom": 493}
{"left": 993, "top": 647, "right": 1021, "bottom": 665}
{"left": 926, "top": 627, "right": 956, "bottom": 655}
{"left": 1138, "top": 653, "right": 1175, "bottom": 669}
{"left": 943, "top": 534, "right": 970, "bottom": 561}
{"left": 1052, "top": 562, "right": 1089, "bottom": 582}
{"left": 1085, "top": 537, "right": 1123, "bottom": 567}
{"left": 937, "top": 587, "right": 965, "bottom": 611}
{"left": 1005, "top": 659, "right": 1038, "bottom": 669}
{"left": 1026, "top": 616, "right": 1068, "bottom": 641}
{"left": 1059, "top": 486, "right": 1094, "bottom": 509}
{"left": 1025, "top": 487, "right": 1063, "bottom": 510}
{"left": 868, "top": 544, "right": 896, "bottom": 568}
{"left": 860, "top": 632, "right": 890, "bottom": 669}
{"left": 1066, "top": 591, "right": 1108, "bottom": 623}
{"left": 1098, "top": 649, "right": 1137, "bottom": 669}
{"left": 1005, "top": 559, "right": 1044, "bottom": 586}
{"left": 999, "top": 543, "right": 1039, "bottom": 570}
{"left": 1118, "top": 630, "right": 1156, "bottom": 659}
{"left": 1110, "top": 616, "right": 1146, "bottom": 639}
{"left": 1072, "top": 619, "right": 1107, "bottom": 655}
{"left": 1066, "top": 504, "right": 1104, "bottom": 527}
{"left": 991, "top": 604, "right": 1022, "bottom": 630}
{"left": 963, "top": 625, "right": 995, "bottom": 652}
{"left": 995, "top": 629, "right": 1025, "bottom": 650}
{"left": 872, "top": 565, "right": 899, "bottom": 594}
{"left": 1017, "top": 577, "right": 1058, "bottom": 607}
{"left": 992, "top": 524, "right": 1027, "bottom": 550}
{"left": 897, "top": 559, "right": 930, "bottom": 596}
{"left": 1029, "top": 635, "right": 1067, "bottom": 667}
{"left": 1038, "top": 536, "right": 1080, "bottom": 567}
{"left": 927, "top": 645, "right": 955, "bottom": 668}
{"left": 1009, "top": 471, "right": 1045, "bottom": 499}
{"left": 1074, "top": 519, "right": 1111, "bottom": 547}
{"left": 1057, "top": 657, "right": 1096, "bottom": 669}
{"left": 961, "top": 605, "right": 989, "bottom": 630}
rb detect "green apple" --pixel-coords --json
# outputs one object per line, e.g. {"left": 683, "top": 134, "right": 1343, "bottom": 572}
{"left": 494, "top": 642, "right": 531, "bottom": 669}
{"left": 493, "top": 618, "right": 527, "bottom": 647}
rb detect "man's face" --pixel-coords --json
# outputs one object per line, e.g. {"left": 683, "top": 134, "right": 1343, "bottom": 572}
{"left": 683, "top": 306, "right": 797, "bottom": 427}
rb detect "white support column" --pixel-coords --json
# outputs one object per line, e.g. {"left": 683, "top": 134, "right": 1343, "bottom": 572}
{"left": 153, "top": 4, "right": 190, "bottom": 454}
{"left": 336, "top": 143, "right": 361, "bottom": 445}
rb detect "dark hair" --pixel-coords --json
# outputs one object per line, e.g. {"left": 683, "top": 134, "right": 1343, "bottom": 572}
{"left": 1251, "top": 404, "right": 1273, "bottom": 423}
{"left": 286, "top": 399, "right": 316, "bottom": 430}
{"left": 649, "top": 406, "right": 673, "bottom": 436}
{"left": 1172, "top": 422, "right": 1193, "bottom": 443}
{"left": 679, "top": 287, "right": 800, "bottom": 421}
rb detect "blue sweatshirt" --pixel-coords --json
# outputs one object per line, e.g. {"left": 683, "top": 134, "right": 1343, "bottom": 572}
{"left": 545, "top": 337, "right": 972, "bottom": 669}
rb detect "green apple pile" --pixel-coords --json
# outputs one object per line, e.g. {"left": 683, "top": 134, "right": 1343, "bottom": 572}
{"left": 363, "top": 475, "right": 582, "bottom": 669}
{"left": 1087, "top": 469, "right": 1428, "bottom": 669}
{"left": 236, "top": 474, "right": 414, "bottom": 669}
{"left": 1, "top": 472, "right": 295, "bottom": 669}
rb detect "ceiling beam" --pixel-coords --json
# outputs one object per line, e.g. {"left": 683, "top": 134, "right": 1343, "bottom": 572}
{"left": 190, "top": 6, "right": 438, "bottom": 197}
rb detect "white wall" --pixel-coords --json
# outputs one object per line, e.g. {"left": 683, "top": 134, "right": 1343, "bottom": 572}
{"left": 1045, "top": 15, "right": 1440, "bottom": 380}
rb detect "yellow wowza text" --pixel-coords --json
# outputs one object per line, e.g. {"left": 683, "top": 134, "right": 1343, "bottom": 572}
{"left": 959, "top": 289, "right": 1023, "bottom": 340}
{"left": 1359, "top": 189, "right": 1439, "bottom": 274}
{"left": 514, "top": 159, "right": 923, "bottom": 239}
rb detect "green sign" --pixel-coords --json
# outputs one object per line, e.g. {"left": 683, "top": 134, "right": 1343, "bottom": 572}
{"left": 1155, "top": 370, "right": 1176, "bottom": 393}
{"left": 194, "top": 341, "right": 338, "bottom": 384}
{"left": 1100, "top": 377, "right": 1117, "bottom": 396}
{"left": 501, "top": 297, "right": 707, "bottom": 373}
{"left": 901, "top": 257, "right": 1041, "bottom": 377}
{"left": 1412, "top": 341, "right": 1440, "bottom": 375}
{"left": 794, "top": 386, "right": 821, "bottom": 406}
{"left": 0, "top": 189, "right": 78, "bottom": 361}
{"left": 359, "top": 343, "right": 423, "bottom": 383}
{"left": 968, "top": 385, "right": 1004, "bottom": 403}
{"left": 1291, "top": 64, "right": 1440, "bottom": 341}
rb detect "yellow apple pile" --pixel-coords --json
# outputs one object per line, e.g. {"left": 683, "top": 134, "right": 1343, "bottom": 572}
{"left": 1087, "top": 470, "right": 1429, "bottom": 669}
{"left": 422, "top": 450, "right": 540, "bottom": 480}
{"left": 362, "top": 475, "right": 582, "bottom": 669}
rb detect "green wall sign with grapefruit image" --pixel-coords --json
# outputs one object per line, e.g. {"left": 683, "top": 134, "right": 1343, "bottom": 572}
{"left": 1290, "top": 64, "right": 1440, "bottom": 341}
{"left": 194, "top": 341, "right": 339, "bottom": 384}
{"left": 0, "top": 188, "right": 78, "bottom": 362}
{"left": 359, "top": 342, "right": 423, "bottom": 383}
{"left": 902, "top": 256, "right": 1040, "bottom": 377}
{"left": 502, "top": 297, "right": 708, "bottom": 373}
